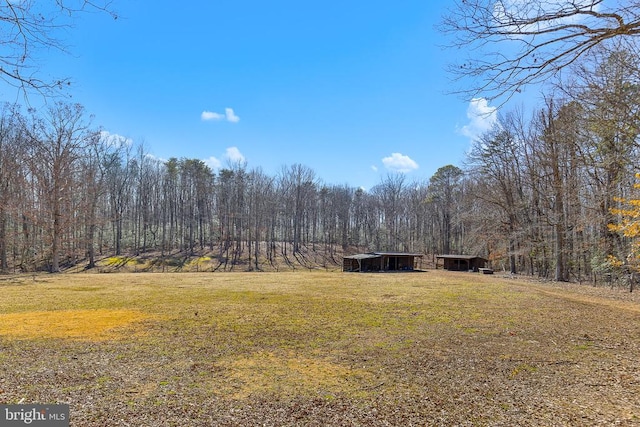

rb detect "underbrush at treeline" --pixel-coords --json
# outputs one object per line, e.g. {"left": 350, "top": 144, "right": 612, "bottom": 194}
{"left": 11, "top": 244, "right": 364, "bottom": 274}
{"left": 0, "top": 271, "right": 638, "bottom": 426}
{"left": 92, "top": 248, "right": 345, "bottom": 273}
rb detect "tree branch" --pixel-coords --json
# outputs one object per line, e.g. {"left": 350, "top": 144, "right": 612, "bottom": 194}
{"left": 441, "top": 0, "right": 640, "bottom": 102}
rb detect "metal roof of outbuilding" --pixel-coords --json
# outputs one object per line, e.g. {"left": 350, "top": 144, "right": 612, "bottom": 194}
{"left": 436, "top": 254, "right": 487, "bottom": 260}
{"left": 344, "top": 252, "right": 423, "bottom": 259}
{"left": 344, "top": 253, "right": 381, "bottom": 260}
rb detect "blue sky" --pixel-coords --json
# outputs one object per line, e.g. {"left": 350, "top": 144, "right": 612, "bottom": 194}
{"left": 25, "top": 1, "right": 505, "bottom": 189}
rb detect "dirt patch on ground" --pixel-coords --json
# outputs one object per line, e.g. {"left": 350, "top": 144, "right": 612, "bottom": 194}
{"left": 212, "top": 350, "right": 374, "bottom": 400}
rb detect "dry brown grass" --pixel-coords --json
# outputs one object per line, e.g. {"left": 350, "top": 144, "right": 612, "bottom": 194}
{"left": 0, "top": 271, "right": 639, "bottom": 426}
{"left": 0, "top": 309, "right": 156, "bottom": 341}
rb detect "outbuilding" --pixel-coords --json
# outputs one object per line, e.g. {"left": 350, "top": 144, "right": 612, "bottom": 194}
{"left": 343, "top": 252, "right": 423, "bottom": 272}
{"left": 435, "top": 254, "right": 488, "bottom": 272}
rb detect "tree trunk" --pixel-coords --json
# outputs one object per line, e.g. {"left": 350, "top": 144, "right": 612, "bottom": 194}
{"left": 0, "top": 208, "right": 7, "bottom": 272}
{"left": 51, "top": 210, "right": 61, "bottom": 272}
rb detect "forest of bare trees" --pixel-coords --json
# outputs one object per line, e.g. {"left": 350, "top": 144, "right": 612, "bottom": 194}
{"left": 0, "top": 45, "right": 638, "bottom": 283}
{"left": 0, "top": 102, "right": 446, "bottom": 273}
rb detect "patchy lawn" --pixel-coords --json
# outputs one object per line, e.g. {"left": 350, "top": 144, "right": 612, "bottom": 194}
{"left": 0, "top": 271, "right": 638, "bottom": 426}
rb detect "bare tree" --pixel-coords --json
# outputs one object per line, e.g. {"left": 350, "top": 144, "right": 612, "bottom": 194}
{"left": 26, "top": 102, "right": 95, "bottom": 272}
{"left": 0, "top": 104, "right": 25, "bottom": 271}
{"left": 80, "top": 131, "right": 114, "bottom": 269}
{"left": 279, "top": 164, "right": 317, "bottom": 255}
{"left": 534, "top": 98, "right": 583, "bottom": 281}
{"left": 161, "top": 158, "right": 179, "bottom": 254}
{"left": 106, "top": 143, "right": 134, "bottom": 256}
{"left": 372, "top": 174, "right": 407, "bottom": 252}
{"left": 441, "top": 0, "right": 640, "bottom": 101}
{"left": 468, "top": 115, "right": 527, "bottom": 274}
{"left": 245, "top": 167, "right": 274, "bottom": 270}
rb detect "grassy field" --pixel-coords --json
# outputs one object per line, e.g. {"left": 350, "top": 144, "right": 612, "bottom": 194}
{"left": 0, "top": 271, "right": 639, "bottom": 426}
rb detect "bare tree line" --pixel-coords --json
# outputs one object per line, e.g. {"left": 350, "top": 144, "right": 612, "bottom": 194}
{"left": 2, "top": 46, "right": 640, "bottom": 282}
{"left": 465, "top": 45, "right": 640, "bottom": 282}
{"left": 436, "top": 0, "right": 640, "bottom": 285}
{"left": 0, "top": 104, "right": 450, "bottom": 272}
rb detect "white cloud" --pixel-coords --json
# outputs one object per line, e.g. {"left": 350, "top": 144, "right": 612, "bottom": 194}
{"left": 201, "top": 111, "right": 225, "bottom": 121}
{"left": 203, "top": 147, "right": 246, "bottom": 171}
{"left": 382, "top": 153, "right": 419, "bottom": 173}
{"left": 201, "top": 107, "right": 240, "bottom": 123}
{"left": 371, "top": 165, "right": 378, "bottom": 172}
{"left": 225, "top": 146, "right": 245, "bottom": 163}
{"left": 204, "top": 156, "right": 222, "bottom": 170}
{"left": 225, "top": 108, "right": 240, "bottom": 123}
{"left": 145, "top": 153, "right": 167, "bottom": 163}
{"left": 100, "top": 130, "right": 132, "bottom": 147}
{"left": 459, "top": 98, "right": 498, "bottom": 141}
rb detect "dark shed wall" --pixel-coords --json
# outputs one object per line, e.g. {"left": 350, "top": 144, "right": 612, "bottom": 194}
{"left": 342, "top": 256, "right": 382, "bottom": 272}
{"left": 443, "top": 258, "right": 467, "bottom": 271}
{"left": 438, "top": 256, "right": 487, "bottom": 271}
{"left": 384, "top": 255, "right": 416, "bottom": 271}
